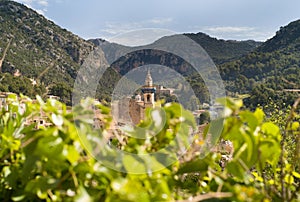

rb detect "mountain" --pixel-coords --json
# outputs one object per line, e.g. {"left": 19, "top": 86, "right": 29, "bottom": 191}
{"left": 1, "top": 0, "right": 298, "bottom": 108}
{"left": 90, "top": 33, "right": 261, "bottom": 67}
{"left": 0, "top": 0, "right": 95, "bottom": 103}
{"left": 184, "top": 33, "right": 262, "bottom": 64}
{"left": 0, "top": 0, "right": 262, "bottom": 106}
{"left": 90, "top": 21, "right": 300, "bottom": 108}
{"left": 220, "top": 19, "right": 300, "bottom": 108}
{"left": 257, "top": 20, "right": 300, "bottom": 53}
{"left": 88, "top": 34, "right": 261, "bottom": 105}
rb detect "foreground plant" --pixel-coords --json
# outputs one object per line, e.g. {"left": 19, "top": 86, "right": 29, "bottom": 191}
{"left": 0, "top": 94, "right": 299, "bottom": 201}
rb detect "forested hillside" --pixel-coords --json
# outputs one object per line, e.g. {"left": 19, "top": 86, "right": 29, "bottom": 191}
{"left": 0, "top": 0, "right": 299, "bottom": 108}
{"left": 220, "top": 20, "right": 300, "bottom": 108}
{"left": 185, "top": 32, "right": 261, "bottom": 64}
{"left": 0, "top": 1, "right": 299, "bottom": 201}
{"left": 92, "top": 22, "right": 300, "bottom": 108}
{"left": 0, "top": 0, "right": 94, "bottom": 103}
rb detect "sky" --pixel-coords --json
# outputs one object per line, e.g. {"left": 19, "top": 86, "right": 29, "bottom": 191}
{"left": 13, "top": 0, "right": 300, "bottom": 43}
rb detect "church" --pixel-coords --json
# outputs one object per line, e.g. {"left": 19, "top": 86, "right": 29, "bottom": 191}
{"left": 128, "top": 70, "right": 156, "bottom": 124}
{"left": 112, "top": 70, "right": 157, "bottom": 125}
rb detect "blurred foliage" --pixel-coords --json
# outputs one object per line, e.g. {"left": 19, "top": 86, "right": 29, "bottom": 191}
{"left": 0, "top": 95, "right": 299, "bottom": 201}
{"left": 198, "top": 111, "right": 210, "bottom": 125}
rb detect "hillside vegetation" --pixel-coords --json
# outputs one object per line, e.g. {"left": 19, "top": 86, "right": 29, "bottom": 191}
{"left": 0, "top": 0, "right": 299, "bottom": 108}
{"left": 220, "top": 20, "right": 300, "bottom": 108}
{"left": 185, "top": 32, "right": 261, "bottom": 64}
{"left": 0, "top": 0, "right": 94, "bottom": 103}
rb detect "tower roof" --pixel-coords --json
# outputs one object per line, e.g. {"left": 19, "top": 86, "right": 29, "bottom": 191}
{"left": 145, "top": 69, "right": 153, "bottom": 86}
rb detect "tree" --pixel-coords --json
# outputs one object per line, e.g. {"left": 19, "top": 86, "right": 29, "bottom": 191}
{"left": 49, "top": 82, "right": 72, "bottom": 105}
{"left": 198, "top": 111, "right": 210, "bottom": 125}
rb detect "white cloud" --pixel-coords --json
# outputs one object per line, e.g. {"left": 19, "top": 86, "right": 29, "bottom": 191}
{"left": 37, "top": 0, "right": 48, "bottom": 7}
{"left": 35, "top": 9, "right": 43, "bottom": 15}
{"left": 148, "top": 17, "right": 173, "bottom": 25}
{"left": 15, "top": 0, "right": 32, "bottom": 4}
{"left": 14, "top": 0, "right": 48, "bottom": 13}
{"left": 108, "top": 28, "right": 175, "bottom": 46}
{"left": 204, "top": 26, "right": 255, "bottom": 33}
{"left": 102, "top": 22, "right": 143, "bottom": 36}
{"left": 35, "top": 8, "right": 47, "bottom": 15}
{"left": 101, "top": 17, "right": 173, "bottom": 37}
{"left": 199, "top": 26, "right": 274, "bottom": 41}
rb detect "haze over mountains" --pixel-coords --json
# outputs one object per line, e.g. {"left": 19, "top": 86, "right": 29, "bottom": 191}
{"left": 0, "top": 0, "right": 299, "bottom": 107}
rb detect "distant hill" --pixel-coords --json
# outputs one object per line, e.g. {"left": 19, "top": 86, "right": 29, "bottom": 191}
{"left": 0, "top": 0, "right": 95, "bottom": 103}
{"left": 257, "top": 20, "right": 300, "bottom": 53}
{"left": 184, "top": 32, "right": 262, "bottom": 64}
{"left": 220, "top": 19, "right": 300, "bottom": 107}
{"left": 0, "top": 0, "right": 299, "bottom": 108}
{"left": 90, "top": 22, "right": 300, "bottom": 108}
{"left": 90, "top": 33, "right": 261, "bottom": 67}
{"left": 88, "top": 35, "right": 262, "bottom": 105}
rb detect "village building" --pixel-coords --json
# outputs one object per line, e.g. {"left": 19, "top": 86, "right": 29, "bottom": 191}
{"left": 0, "top": 92, "right": 12, "bottom": 111}
{"left": 0, "top": 92, "right": 54, "bottom": 128}
{"left": 112, "top": 70, "right": 158, "bottom": 125}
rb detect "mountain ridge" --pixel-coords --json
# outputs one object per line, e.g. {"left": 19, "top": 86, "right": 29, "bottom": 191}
{"left": 89, "top": 32, "right": 262, "bottom": 66}
{"left": 220, "top": 19, "right": 300, "bottom": 107}
{"left": 0, "top": 0, "right": 95, "bottom": 103}
{"left": 258, "top": 19, "right": 300, "bottom": 53}
{"left": 0, "top": 0, "right": 95, "bottom": 72}
{"left": 183, "top": 32, "right": 262, "bottom": 64}
{"left": 0, "top": 0, "right": 299, "bottom": 107}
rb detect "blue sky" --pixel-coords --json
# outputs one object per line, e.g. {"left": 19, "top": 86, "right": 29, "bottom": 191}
{"left": 13, "top": 0, "right": 300, "bottom": 42}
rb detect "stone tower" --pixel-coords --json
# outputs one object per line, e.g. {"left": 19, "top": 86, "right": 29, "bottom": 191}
{"left": 142, "top": 70, "right": 156, "bottom": 108}
{"left": 126, "top": 69, "right": 158, "bottom": 125}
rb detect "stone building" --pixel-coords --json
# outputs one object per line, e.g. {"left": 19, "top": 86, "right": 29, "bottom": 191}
{"left": 0, "top": 92, "right": 53, "bottom": 128}
{"left": 129, "top": 70, "right": 156, "bottom": 125}
{"left": 129, "top": 70, "right": 157, "bottom": 124}
{"left": 0, "top": 92, "right": 11, "bottom": 111}
{"left": 113, "top": 70, "right": 157, "bottom": 125}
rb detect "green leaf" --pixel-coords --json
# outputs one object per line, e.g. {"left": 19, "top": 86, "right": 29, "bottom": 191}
{"left": 240, "top": 130, "right": 257, "bottom": 166}
{"left": 111, "top": 178, "right": 150, "bottom": 201}
{"left": 75, "top": 186, "right": 93, "bottom": 202}
{"left": 254, "top": 108, "right": 265, "bottom": 125}
{"left": 65, "top": 145, "right": 80, "bottom": 164}
{"left": 25, "top": 176, "right": 57, "bottom": 196}
{"left": 123, "top": 155, "right": 146, "bottom": 174}
{"left": 177, "top": 158, "right": 210, "bottom": 174}
{"left": 259, "top": 139, "right": 281, "bottom": 167}
{"left": 261, "top": 122, "right": 280, "bottom": 138}
{"left": 292, "top": 171, "right": 300, "bottom": 179}
{"left": 34, "top": 135, "right": 64, "bottom": 161}
{"left": 207, "top": 118, "right": 225, "bottom": 145}
{"left": 51, "top": 113, "right": 63, "bottom": 126}
{"left": 240, "top": 111, "right": 258, "bottom": 131}
{"left": 227, "top": 161, "right": 245, "bottom": 180}
{"left": 284, "top": 175, "right": 294, "bottom": 184}
{"left": 216, "top": 97, "right": 243, "bottom": 111}
{"left": 11, "top": 195, "right": 25, "bottom": 202}
{"left": 291, "top": 121, "right": 299, "bottom": 131}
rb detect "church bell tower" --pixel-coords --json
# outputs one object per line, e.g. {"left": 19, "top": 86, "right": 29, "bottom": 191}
{"left": 142, "top": 70, "right": 156, "bottom": 108}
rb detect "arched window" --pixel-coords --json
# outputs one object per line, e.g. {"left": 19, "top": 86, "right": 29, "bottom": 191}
{"left": 147, "top": 94, "right": 151, "bottom": 102}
